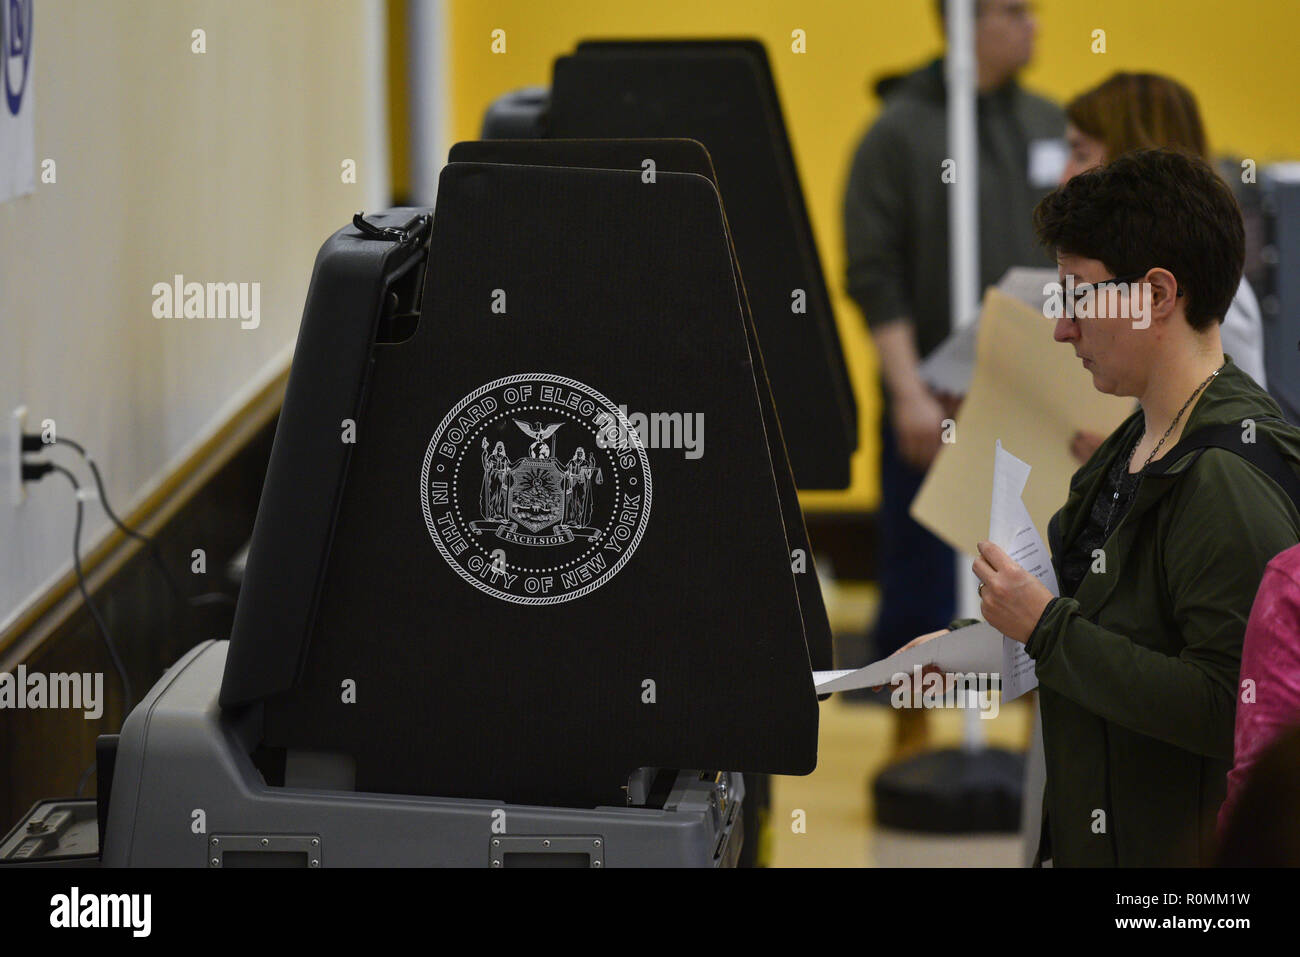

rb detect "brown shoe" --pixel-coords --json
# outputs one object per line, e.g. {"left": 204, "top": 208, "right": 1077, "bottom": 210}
{"left": 890, "top": 707, "right": 932, "bottom": 763}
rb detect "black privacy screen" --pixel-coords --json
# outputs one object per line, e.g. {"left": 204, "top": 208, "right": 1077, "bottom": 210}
{"left": 543, "top": 39, "right": 857, "bottom": 490}
{"left": 223, "top": 157, "right": 824, "bottom": 808}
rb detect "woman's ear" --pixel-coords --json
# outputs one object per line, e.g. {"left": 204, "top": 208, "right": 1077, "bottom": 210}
{"left": 1143, "top": 268, "right": 1182, "bottom": 327}
{"left": 1150, "top": 268, "right": 1181, "bottom": 307}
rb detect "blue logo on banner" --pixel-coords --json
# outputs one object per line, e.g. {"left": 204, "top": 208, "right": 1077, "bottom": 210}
{"left": 4, "top": 0, "right": 33, "bottom": 116}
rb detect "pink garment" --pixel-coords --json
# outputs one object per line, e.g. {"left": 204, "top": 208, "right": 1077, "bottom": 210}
{"left": 1219, "top": 542, "right": 1300, "bottom": 837}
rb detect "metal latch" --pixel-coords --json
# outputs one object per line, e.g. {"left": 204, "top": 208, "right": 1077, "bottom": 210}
{"left": 352, "top": 210, "right": 431, "bottom": 245}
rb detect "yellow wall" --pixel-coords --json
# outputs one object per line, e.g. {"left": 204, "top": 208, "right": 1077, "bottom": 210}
{"left": 444, "top": 0, "right": 1300, "bottom": 511}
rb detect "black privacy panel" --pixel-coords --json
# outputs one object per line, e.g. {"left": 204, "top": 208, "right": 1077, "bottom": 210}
{"left": 222, "top": 208, "right": 432, "bottom": 710}
{"left": 448, "top": 138, "right": 832, "bottom": 674}
{"left": 240, "top": 164, "right": 819, "bottom": 808}
{"left": 546, "top": 40, "right": 857, "bottom": 490}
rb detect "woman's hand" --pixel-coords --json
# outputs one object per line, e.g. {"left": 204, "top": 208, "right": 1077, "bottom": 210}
{"left": 973, "top": 541, "right": 1054, "bottom": 644}
{"left": 870, "top": 629, "right": 950, "bottom": 691}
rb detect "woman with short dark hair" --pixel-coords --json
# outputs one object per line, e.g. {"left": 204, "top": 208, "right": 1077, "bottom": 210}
{"left": 911, "top": 148, "right": 1300, "bottom": 866}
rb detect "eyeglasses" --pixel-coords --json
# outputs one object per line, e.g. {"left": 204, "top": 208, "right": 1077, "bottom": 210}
{"left": 1070, "top": 271, "right": 1184, "bottom": 308}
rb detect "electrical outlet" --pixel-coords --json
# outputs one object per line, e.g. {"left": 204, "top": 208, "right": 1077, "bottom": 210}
{"left": 10, "top": 405, "right": 27, "bottom": 507}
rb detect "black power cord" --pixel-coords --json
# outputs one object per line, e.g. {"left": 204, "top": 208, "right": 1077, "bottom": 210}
{"left": 51, "top": 436, "right": 187, "bottom": 602}
{"left": 35, "top": 434, "right": 237, "bottom": 609}
{"left": 21, "top": 434, "right": 243, "bottom": 724}
{"left": 42, "top": 462, "right": 136, "bottom": 712}
{"left": 22, "top": 435, "right": 241, "bottom": 798}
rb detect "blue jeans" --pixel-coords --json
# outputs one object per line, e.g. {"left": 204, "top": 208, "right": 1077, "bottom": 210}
{"left": 870, "top": 419, "right": 957, "bottom": 658}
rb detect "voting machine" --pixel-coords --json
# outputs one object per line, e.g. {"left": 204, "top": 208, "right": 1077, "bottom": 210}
{"left": 97, "top": 141, "right": 829, "bottom": 867}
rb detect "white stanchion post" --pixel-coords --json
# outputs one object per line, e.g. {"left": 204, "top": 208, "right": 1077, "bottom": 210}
{"left": 407, "top": 0, "right": 448, "bottom": 206}
{"left": 946, "top": 0, "right": 985, "bottom": 751}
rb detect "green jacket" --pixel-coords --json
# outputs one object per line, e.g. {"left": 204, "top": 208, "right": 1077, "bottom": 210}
{"left": 1021, "top": 358, "right": 1300, "bottom": 866}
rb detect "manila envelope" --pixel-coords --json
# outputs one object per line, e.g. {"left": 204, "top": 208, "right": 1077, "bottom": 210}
{"left": 910, "top": 287, "right": 1133, "bottom": 556}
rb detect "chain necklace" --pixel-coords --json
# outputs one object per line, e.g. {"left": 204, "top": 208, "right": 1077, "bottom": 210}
{"left": 1103, "top": 363, "right": 1224, "bottom": 537}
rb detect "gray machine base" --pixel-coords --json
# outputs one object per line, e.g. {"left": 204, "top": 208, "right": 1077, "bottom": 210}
{"left": 102, "top": 641, "right": 744, "bottom": 867}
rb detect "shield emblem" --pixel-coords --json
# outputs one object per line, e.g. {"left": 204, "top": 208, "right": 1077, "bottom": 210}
{"left": 507, "top": 458, "right": 566, "bottom": 532}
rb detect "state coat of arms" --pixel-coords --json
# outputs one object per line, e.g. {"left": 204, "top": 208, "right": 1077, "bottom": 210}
{"left": 421, "top": 374, "right": 651, "bottom": 605}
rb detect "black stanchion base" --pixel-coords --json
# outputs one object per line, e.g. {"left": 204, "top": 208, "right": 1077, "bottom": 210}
{"left": 872, "top": 746, "right": 1025, "bottom": 833}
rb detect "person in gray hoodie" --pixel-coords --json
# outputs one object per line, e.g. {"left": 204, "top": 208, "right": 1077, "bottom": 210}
{"left": 842, "top": 0, "right": 1062, "bottom": 754}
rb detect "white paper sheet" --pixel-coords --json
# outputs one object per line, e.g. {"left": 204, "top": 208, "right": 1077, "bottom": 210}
{"left": 918, "top": 318, "right": 979, "bottom": 395}
{"left": 812, "top": 440, "right": 1057, "bottom": 703}
{"left": 989, "top": 440, "right": 1057, "bottom": 700}
{"left": 813, "top": 622, "right": 1004, "bottom": 693}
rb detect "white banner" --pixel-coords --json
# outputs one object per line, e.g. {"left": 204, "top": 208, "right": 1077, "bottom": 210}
{"left": 1, "top": 0, "right": 35, "bottom": 204}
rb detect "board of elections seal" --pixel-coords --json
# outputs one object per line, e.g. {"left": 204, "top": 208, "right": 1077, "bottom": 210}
{"left": 421, "top": 373, "right": 652, "bottom": 605}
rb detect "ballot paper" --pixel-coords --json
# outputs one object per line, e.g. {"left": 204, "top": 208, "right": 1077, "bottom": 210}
{"left": 813, "top": 440, "right": 1052, "bottom": 702}
{"left": 989, "top": 440, "right": 1057, "bottom": 700}
{"left": 813, "top": 621, "right": 1004, "bottom": 694}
